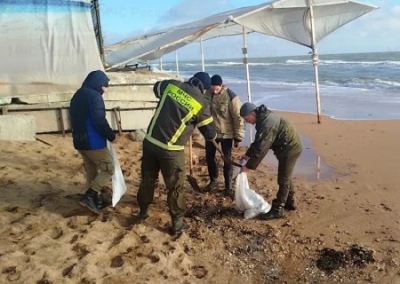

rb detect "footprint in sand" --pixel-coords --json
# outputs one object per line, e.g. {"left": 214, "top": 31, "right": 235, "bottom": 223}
{"left": 135, "top": 245, "right": 154, "bottom": 258}
{"left": 109, "top": 233, "right": 127, "bottom": 249}
{"left": 49, "top": 227, "right": 63, "bottom": 240}
{"left": 6, "top": 206, "right": 19, "bottom": 213}
{"left": 148, "top": 254, "right": 160, "bottom": 263}
{"left": 191, "top": 265, "right": 208, "bottom": 279}
{"left": 2, "top": 266, "right": 21, "bottom": 282}
{"left": 72, "top": 244, "right": 89, "bottom": 260}
{"left": 140, "top": 235, "right": 150, "bottom": 243}
{"left": 62, "top": 263, "right": 76, "bottom": 277}
{"left": 70, "top": 234, "right": 79, "bottom": 244}
{"left": 110, "top": 255, "right": 124, "bottom": 268}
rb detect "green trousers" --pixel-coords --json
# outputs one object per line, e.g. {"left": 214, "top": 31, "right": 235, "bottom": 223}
{"left": 79, "top": 147, "right": 114, "bottom": 193}
{"left": 137, "top": 139, "right": 186, "bottom": 217}
{"left": 275, "top": 149, "right": 302, "bottom": 205}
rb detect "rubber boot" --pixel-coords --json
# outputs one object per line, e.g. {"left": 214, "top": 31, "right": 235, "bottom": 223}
{"left": 223, "top": 171, "right": 233, "bottom": 197}
{"left": 136, "top": 206, "right": 149, "bottom": 221}
{"left": 96, "top": 192, "right": 111, "bottom": 210}
{"left": 284, "top": 193, "right": 297, "bottom": 211}
{"left": 203, "top": 177, "right": 218, "bottom": 192}
{"left": 170, "top": 216, "right": 190, "bottom": 236}
{"left": 259, "top": 199, "right": 285, "bottom": 220}
{"left": 79, "top": 188, "right": 101, "bottom": 214}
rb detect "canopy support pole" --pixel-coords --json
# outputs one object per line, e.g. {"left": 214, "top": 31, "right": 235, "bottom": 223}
{"left": 175, "top": 51, "right": 180, "bottom": 77}
{"left": 309, "top": 3, "right": 322, "bottom": 124}
{"left": 200, "top": 36, "right": 205, "bottom": 71}
{"left": 242, "top": 27, "right": 253, "bottom": 142}
{"left": 93, "top": 0, "right": 105, "bottom": 64}
{"left": 159, "top": 57, "right": 163, "bottom": 71}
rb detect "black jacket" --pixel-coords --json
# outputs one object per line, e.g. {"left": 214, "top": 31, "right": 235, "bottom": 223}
{"left": 70, "top": 70, "right": 115, "bottom": 150}
{"left": 146, "top": 79, "right": 216, "bottom": 151}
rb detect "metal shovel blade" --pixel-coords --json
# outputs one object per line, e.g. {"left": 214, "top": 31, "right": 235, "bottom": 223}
{"left": 186, "top": 174, "right": 201, "bottom": 192}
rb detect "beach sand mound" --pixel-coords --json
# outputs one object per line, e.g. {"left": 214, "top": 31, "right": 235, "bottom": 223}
{"left": 1, "top": 120, "right": 399, "bottom": 283}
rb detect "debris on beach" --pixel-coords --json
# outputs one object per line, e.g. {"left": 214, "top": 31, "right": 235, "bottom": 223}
{"left": 316, "top": 245, "right": 375, "bottom": 274}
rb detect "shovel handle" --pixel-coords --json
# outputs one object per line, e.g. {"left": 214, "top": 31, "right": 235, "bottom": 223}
{"left": 211, "top": 140, "right": 242, "bottom": 168}
{"left": 189, "top": 136, "right": 194, "bottom": 174}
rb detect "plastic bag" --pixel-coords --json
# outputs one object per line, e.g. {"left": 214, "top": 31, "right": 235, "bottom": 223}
{"left": 235, "top": 172, "right": 271, "bottom": 219}
{"left": 107, "top": 141, "right": 127, "bottom": 207}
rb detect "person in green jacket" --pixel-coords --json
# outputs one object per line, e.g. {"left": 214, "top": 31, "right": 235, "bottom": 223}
{"left": 239, "top": 102, "right": 303, "bottom": 220}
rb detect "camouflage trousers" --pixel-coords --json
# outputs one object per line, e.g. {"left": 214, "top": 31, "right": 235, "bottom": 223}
{"left": 137, "top": 139, "right": 186, "bottom": 217}
{"left": 79, "top": 147, "right": 114, "bottom": 193}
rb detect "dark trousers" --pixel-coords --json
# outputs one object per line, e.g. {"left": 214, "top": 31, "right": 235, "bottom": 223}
{"left": 205, "top": 138, "right": 233, "bottom": 189}
{"left": 137, "top": 139, "right": 186, "bottom": 217}
{"left": 275, "top": 150, "right": 302, "bottom": 205}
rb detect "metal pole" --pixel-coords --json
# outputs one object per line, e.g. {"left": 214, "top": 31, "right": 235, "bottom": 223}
{"left": 93, "top": 0, "right": 105, "bottom": 63}
{"left": 242, "top": 27, "right": 253, "bottom": 142}
{"left": 309, "top": 3, "right": 322, "bottom": 124}
{"left": 175, "top": 51, "right": 180, "bottom": 77}
{"left": 58, "top": 108, "right": 65, "bottom": 137}
{"left": 200, "top": 36, "right": 205, "bottom": 71}
{"left": 159, "top": 57, "right": 163, "bottom": 71}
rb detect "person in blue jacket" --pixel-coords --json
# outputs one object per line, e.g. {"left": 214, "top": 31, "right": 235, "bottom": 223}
{"left": 70, "top": 70, "right": 117, "bottom": 214}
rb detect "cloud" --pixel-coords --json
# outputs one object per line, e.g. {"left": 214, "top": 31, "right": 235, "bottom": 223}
{"left": 159, "top": 0, "right": 232, "bottom": 25}
{"left": 363, "top": 5, "right": 400, "bottom": 34}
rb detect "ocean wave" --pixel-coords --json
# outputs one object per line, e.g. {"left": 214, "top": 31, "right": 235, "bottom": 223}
{"left": 285, "top": 59, "right": 400, "bottom": 66}
{"left": 318, "top": 78, "right": 400, "bottom": 91}
{"left": 159, "top": 59, "right": 400, "bottom": 68}
{"left": 226, "top": 77, "right": 400, "bottom": 92}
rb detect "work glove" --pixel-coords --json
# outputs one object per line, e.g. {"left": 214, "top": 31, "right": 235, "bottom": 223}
{"left": 233, "top": 137, "right": 242, "bottom": 148}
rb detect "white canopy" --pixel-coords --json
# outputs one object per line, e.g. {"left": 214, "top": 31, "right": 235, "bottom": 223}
{"left": 105, "top": 0, "right": 378, "bottom": 68}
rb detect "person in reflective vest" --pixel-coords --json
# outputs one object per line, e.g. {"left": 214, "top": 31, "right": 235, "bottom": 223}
{"left": 136, "top": 72, "right": 217, "bottom": 235}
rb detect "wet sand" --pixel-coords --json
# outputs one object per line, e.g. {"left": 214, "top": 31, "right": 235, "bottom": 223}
{"left": 0, "top": 111, "right": 399, "bottom": 283}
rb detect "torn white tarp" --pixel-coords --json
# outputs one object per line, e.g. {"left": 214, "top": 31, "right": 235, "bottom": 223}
{"left": 0, "top": 0, "right": 104, "bottom": 98}
{"left": 105, "top": 0, "right": 377, "bottom": 68}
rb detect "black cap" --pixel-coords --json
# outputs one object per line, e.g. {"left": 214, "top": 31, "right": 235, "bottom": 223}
{"left": 211, "top": 74, "right": 223, "bottom": 86}
{"left": 193, "top": 72, "right": 211, "bottom": 90}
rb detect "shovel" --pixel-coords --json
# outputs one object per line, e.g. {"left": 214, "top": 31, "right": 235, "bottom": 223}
{"left": 186, "top": 136, "right": 201, "bottom": 192}
{"left": 211, "top": 140, "right": 242, "bottom": 168}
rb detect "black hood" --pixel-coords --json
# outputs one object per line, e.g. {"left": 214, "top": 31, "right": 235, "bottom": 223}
{"left": 82, "top": 70, "right": 109, "bottom": 93}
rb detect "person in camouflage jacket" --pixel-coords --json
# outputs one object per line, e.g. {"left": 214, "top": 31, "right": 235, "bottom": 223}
{"left": 239, "top": 102, "right": 303, "bottom": 220}
{"left": 203, "top": 75, "right": 245, "bottom": 196}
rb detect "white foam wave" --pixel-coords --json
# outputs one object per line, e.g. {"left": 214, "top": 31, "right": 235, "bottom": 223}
{"left": 285, "top": 59, "right": 400, "bottom": 66}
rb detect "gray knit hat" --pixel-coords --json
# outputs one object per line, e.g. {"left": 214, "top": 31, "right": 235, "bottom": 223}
{"left": 240, "top": 102, "right": 257, "bottom": 117}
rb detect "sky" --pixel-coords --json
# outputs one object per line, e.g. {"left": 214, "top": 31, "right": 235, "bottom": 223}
{"left": 99, "top": 0, "right": 400, "bottom": 60}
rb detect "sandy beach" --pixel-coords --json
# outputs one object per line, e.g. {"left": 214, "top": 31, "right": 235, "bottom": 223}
{"left": 1, "top": 111, "right": 399, "bottom": 284}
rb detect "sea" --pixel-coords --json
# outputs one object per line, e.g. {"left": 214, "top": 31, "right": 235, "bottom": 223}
{"left": 154, "top": 51, "right": 400, "bottom": 121}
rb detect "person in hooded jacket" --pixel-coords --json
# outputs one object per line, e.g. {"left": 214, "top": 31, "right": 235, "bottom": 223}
{"left": 70, "top": 70, "right": 117, "bottom": 214}
{"left": 239, "top": 102, "right": 303, "bottom": 220}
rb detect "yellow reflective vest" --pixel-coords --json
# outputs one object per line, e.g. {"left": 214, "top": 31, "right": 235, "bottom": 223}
{"left": 146, "top": 79, "right": 216, "bottom": 151}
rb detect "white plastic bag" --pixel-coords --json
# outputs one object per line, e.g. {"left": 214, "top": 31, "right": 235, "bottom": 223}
{"left": 235, "top": 172, "right": 271, "bottom": 219}
{"left": 107, "top": 141, "right": 127, "bottom": 207}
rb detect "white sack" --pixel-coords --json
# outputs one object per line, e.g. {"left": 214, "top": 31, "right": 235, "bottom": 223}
{"left": 108, "top": 142, "right": 127, "bottom": 207}
{"left": 235, "top": 172, "right": 271, "bottom": 219}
